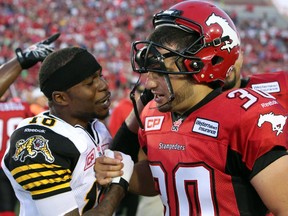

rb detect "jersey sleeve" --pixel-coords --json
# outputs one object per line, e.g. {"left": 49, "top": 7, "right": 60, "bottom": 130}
{"left": 3, "top": 124, "right": 80, "bottom": 200}
{"left": 246, "top": 71, "right": 288, "bottom": 110}
{"left": 230, "top": 89, "right": 288, "bottom": 177}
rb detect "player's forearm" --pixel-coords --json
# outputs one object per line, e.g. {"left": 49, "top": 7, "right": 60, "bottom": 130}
{"left": 83, "top": 184, "right": 126, "bottom": 216}
{"left": 110, "top": 122, "right": 140, "bottom": 162}
{"left": 128, "top": 160, "right": 159, "bottom": 196}
{"left": 0, "top": 57, "right": 22, "bottom": 96}
{"left": 109, "top": 97, "right": 144, "bottom": 162}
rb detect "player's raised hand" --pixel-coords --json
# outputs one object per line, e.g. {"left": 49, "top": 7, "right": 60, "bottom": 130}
{"left": 15, "top": 32, "right": 60, "bottom": 69}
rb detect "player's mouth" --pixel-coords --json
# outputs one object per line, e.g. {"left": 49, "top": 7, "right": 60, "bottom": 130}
{"left": 98, "top": 92, "right": 111, "bottom": 108}
{"left": 154, "top": 93, "right": 165, "bottom": 104}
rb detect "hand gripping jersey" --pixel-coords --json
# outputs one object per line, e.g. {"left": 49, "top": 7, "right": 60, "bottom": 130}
{"left": 0, "top": 101, "right": 33, "bottom": 166}
{"left": 139, "top": 88, "right": 288, "bottom": 216}
{"left": 1, "top": 112, "right": 111, "bottom": 216}
{"left": 243, "top": 71, "right": 288, "bottom": 110}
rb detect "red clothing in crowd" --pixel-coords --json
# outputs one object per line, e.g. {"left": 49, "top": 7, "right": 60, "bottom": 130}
{"left": 108, "top": 98, "right": 133, "bottom": 137}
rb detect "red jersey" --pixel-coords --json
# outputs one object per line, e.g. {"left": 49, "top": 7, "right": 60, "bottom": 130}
{"left": 139, "top": 88, "right": 288, "bottom": 216}
{"left": 0, "top": 101, "right": 32, "bottom": 166}
{"left": 244, "top": 71, "right": 288, "bottom": 110}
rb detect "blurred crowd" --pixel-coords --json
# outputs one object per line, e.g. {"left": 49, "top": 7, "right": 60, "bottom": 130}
{"left": 231, "top": 8, "right": 288, "bottom": 76}
{"left": 0, "top": 0, "right": 287, "bottom": 106}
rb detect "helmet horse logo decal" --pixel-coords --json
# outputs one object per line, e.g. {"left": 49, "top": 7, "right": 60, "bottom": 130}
{"left": 205, "top": 13, "right": 240, "bottom": 53}
{"left": 257, "top": 112, "right": 287, "bottom": 136}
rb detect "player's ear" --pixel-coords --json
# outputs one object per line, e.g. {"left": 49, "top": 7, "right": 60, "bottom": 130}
{"left": 225, "top": 66, "right": 236, "bottom": 83}
{"left": 51, "top": 91, "right": 69, "bottom": 105}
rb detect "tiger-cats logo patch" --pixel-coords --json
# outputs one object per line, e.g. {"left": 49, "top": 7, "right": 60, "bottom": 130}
{"left": 13, "top": 135, "right": 55, "bottom": 163}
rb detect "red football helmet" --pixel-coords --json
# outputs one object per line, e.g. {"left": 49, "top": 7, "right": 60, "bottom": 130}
{"left": 131, "top": 0, "right": 240, "bottom": 85}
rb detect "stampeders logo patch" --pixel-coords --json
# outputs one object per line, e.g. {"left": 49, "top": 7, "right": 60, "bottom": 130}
{"left": 192, "top": 118, "right": 219, "bottom": 138}
{"left": 145, "top": 116, "right": 164, "bottom": 131}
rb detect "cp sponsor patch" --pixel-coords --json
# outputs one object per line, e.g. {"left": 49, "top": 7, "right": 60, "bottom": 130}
{"left": 145, "top": 116, "right": 164, "bottom": 131}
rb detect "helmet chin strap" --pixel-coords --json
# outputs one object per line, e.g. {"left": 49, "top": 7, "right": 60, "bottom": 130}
{"left": 130, "top": 76, "right": 144, "bottom": 129}
{"left": 164, "top": 73, "right": 175, "bottom": 102}
{"left": 130, "top": 74, "right": 175, "bottom": 129}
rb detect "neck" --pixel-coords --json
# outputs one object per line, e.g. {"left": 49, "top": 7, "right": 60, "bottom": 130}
{"left": 49, "top": 108, "right": 89, "bottom": 129}
{"left": 173, "top": 84, "right": 213, "bottom": 115}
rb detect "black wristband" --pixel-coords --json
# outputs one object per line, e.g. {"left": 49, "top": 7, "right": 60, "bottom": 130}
{"left": 15, "top": 48, "right": 26, "bottom": 69}
{"left": 111, "top": 178, "right": 129, "bottom": 193}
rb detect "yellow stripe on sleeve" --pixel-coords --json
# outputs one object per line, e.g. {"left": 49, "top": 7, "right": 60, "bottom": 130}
{"left": 21, "top": 174, "right": 72, "bottom": 190}
{"left": 30, "top": 182, "right": 71, "bottom": 196}
{"left": 16, "top": 169, "right": 71, "bottom": 183}
{"left": 11, "top": 163, "right": 62, "bottom": 175}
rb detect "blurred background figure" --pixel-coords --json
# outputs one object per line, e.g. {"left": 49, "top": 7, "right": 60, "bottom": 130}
{"left": 108, "top": 79, "right": 144, "bottom": 216}
{"left": 108, "top": 80, "right": 144, "bottom": 137}
{"left": 0, "top": 88, "right": 33, "bottom": 216}
{"left": 29, "top": 87, "right": 48, "bottom": 115}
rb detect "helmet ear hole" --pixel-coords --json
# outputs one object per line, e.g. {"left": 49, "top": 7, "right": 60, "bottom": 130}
{"left": 189, "top": 60, "right": 204, "bottom": 71}
{"left": 211, "top": 56, "right": 223, "bottom": 65}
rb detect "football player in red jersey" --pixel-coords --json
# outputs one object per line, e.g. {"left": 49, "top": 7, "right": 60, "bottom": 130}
{"left": 224, "top": 52, "right": 288, "bottom": 110}
{"left": 0, "top": 33, "right": 59, "bottom": 216}
{"left": 95, "top": 1, "right": 288, "bottom": 215}
{"left": 0, "top": 33, "right": 60, "bottom": 97}
{"left": 244, "top": 71, "right": 288, "bottom": 109}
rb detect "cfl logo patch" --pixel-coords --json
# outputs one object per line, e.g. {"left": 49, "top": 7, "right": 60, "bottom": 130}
{"left": 145, "top": 116, "right": 164, "bottom": 131}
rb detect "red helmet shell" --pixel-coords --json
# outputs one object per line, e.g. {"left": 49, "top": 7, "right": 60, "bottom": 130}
{"left": 156, "top": 0, "right": 241, "bottom": 84}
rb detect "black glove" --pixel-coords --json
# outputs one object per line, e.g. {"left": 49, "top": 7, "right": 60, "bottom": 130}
{"left": 15, "top": 32, "right": 60, "bottom": 69}
{"left": 140, "top": 88, "right": 154, "bottom": 106}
